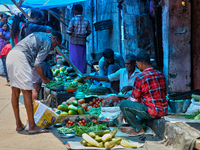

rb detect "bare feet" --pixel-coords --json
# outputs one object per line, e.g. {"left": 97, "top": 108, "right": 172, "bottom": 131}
{"left": 119, "top": 126, "right": 133, "bottom": 133}
{"left": 126, "top": 128, "right": 145, "bottom": 135}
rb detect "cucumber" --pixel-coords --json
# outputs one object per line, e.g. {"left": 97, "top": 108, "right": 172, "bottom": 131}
{"left": 105, "top": 138, "right": 122, "bottom": 150}
{"left": 93, "top": 130, "right": 110, "bottom": 136}
{"left": 95, "top": 136, "right": 102, "bottom": 142}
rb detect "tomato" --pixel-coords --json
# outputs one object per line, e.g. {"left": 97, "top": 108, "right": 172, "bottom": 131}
{"left": 70, "top": 122, "right": 74, "bottom": 125}
{"left": 79, "top": 121, "right": 82, "bottom": 124}
{"left": 68, "top": 121, "right": 71, "bottom": 124}
{"left": 93, "top": 98, "right": 96, "bottom": 102}
{"left": 82, "top": 120, "right": 86, "bottom": 123}
{"left": 95, "top": 104, "right": 98, "bottom": 108}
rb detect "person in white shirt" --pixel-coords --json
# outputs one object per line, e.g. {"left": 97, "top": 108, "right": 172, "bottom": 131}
{"left": 84, "top": 54, "right": 141, "bottom": 94}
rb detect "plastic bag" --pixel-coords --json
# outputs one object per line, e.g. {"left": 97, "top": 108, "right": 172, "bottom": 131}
{"left": 43, "top": 61, "right": 53, "bottom": 80}
{"left": 0, "top": 59, "right": 5, "bottom": 76}
{"left": 99, "top": 107, "right": 121, "bottom": 121}
{"left": 25, "top": 100, "right": 59, "bottom": 130}
{"left": 185, "top": 98, "right": 200, "bottom": 115}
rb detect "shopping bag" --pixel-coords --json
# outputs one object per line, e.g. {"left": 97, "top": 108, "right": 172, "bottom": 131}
{"left": 25, "top": 100, "right": 59, "bottom": 130}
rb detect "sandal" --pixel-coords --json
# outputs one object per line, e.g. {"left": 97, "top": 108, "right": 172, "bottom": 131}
{"left": 28, "top": 128, "right": 49, "bottom": 134}
{"left": 16, "top": 125, "right": 25, "bottom": 131}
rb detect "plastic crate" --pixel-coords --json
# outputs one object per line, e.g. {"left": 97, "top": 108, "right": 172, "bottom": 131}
{"left": 50, "top": 90, "right": 75, "bottom": 108}
{"left": 44, "top": 87, "right": 51, "bottom": 100}
{"left": 168, "top": 89, "right": 200, "bottom": 100}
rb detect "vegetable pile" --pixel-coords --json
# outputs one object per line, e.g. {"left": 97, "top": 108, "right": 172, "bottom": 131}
{"left": 80, "top": 129, "right": 137, "bottom": 149}
{"left": 57, "top": 121, "right": 107, "bottom": 136}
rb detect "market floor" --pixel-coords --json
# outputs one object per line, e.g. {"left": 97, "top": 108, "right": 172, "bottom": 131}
{"left": 0, "top": 76, "right": 66, "bottom": 150}
{"left": 0, "top": 76, "right": 173, "bottom": 150}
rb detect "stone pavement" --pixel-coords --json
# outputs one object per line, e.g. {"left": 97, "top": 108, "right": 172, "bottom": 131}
{"left": 0, "top": 76, "right": 173, "bottom": 150}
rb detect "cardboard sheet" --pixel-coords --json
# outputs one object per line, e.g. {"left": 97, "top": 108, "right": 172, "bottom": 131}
{"left": 109, "top": 127, "right": 156, "bottom": 137}
{"left": 68, "top": 141, "right": 144, "bottom": 149}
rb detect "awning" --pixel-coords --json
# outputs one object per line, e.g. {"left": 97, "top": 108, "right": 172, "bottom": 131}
{"left": 0, "top": 5, "right": 10, "bottom": 12}
{"left": 0, "top": 0, "right": 86, "bottom": 10}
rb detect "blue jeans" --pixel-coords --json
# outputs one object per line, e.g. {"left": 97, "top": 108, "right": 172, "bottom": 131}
{"left": 1, "top": 55, "right": 9, "bottom": 82}
{"left": 120, "top": 100, "right": 153, "bottom": 132}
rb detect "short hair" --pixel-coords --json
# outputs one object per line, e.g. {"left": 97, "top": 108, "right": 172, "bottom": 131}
{"left": 0, "top": 13, "right": 7, "bottom": 18}
{"left": 51, "top": 30, "right": 63, "bottom": 42}
{"left": 136, "top": 52, "right": 151, "bottom": 65}
{"left": 103, "top": 49, "right": 114, "bottom": 59}
{"left": 1, "top": 23, "right": 8, "bottom": 28}
{"left": 30, "top": 9, "right": 43, "bottom": 19}
{"left": 125, "top": 54, "right": 136, "bottom": 64}
{"left": 74, "top": 4, "right": 83, "bottom": 13}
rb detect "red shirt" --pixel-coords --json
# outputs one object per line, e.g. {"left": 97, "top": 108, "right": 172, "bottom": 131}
{"left": 132, "top": 67, "right": 168, "bottom": 118}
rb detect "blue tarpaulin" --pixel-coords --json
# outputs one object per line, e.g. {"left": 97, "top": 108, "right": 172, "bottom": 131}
{"left": 0, "top": 0, "right": 86, "bottom": 9}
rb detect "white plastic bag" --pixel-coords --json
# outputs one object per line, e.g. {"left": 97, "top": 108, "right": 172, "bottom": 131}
{"left": 99, "top": 107, "right": 121, "bottom": 121}
{"left": 185, "top": 98, "right": 200, "bottom": 115}
{"left": 0, "top": 59, "right": 5, "bottom": 76}
{"left": 25, "top": 100, "right": 59, "bottom": 130}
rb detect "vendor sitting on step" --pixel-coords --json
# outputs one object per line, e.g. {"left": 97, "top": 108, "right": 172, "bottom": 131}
{"left": 119, "top": 52, "right": 168, "bottom": 135}
{"left": 97, "top": 49, "right": 125, "bottom": 93}
{"left": 83, "top": 54, "right": 140, "bottom": 94}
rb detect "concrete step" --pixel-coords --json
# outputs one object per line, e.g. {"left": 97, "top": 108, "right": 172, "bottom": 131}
{"left": 146, "top": 116, "right": 200, "bottom": 150}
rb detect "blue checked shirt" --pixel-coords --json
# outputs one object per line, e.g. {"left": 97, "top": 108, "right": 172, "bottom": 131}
{"left": 67, "top": 15, "right": 91, "bottom": 45}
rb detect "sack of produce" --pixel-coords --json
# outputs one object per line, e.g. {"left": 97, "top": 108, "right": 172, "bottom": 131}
{"left": 185, "top": 98, "right": 200, "bottom": 115}
{"left": 25, "top": 100, "right": 59, "bottom": 130}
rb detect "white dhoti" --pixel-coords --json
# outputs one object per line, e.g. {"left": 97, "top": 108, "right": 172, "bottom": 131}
{"left": 6, "top": 50, "right": 33, "bottom": 90}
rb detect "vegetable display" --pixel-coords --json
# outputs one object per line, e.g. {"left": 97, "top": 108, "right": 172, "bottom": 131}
{"left": 79, "top": 129, "right": 137, "bottom": 149}
{"left": 57, "top": 121, "right": 107, "bottom": 135}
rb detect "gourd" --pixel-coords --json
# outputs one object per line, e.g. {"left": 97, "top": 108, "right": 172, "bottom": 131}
{"left": 82, "top": 133, "right": 100, "bottom": 147}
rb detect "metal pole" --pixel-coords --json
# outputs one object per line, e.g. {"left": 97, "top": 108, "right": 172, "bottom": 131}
{"left": 91, "top": 0, "right": 94, "bottom": 53}
{"left": 11, "top": 0, "right": 30, "bottom": 20}
{"left": 11, "top": 1, "right": 82, "bottom": 77}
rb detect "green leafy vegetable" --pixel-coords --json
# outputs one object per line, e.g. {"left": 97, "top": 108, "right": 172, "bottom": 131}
{"left": 57, "top": 127, "right": 74, "bottom": 134}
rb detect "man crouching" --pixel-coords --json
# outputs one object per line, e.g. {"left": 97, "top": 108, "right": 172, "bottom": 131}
{"left": 119, "top": 52, "right": 168, "bottom": 135}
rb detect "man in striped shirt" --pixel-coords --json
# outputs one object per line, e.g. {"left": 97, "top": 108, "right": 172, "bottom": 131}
{"left": 120, "top": 52, "right": 168, "bottom": 135}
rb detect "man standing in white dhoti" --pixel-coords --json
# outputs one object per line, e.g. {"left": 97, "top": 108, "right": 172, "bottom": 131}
{"left": 6, "top": 31, "right": 62, "bottom": 134}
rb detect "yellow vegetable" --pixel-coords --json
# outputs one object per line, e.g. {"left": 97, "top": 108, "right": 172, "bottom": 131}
{"left": 82, "top": 133, "right": 100, "bottom": 147}
{"left": 102, "top": 133, "right": 112, "bottom": 142}
{"left": 89, "top": 132, "right": 96, "bottom": 139}
{"left": 93, "top": 130, "right": 110, "bottom": 136}
{"left": 110, "top": 128, "right": 118, "bottom": 137}
{"left": 120, "top": 139, "right": 137, "bottom": 148}
{"left": 97, "top": 142, "right": 104, "bottom": 148}
{"left": 102, "top": 128, "right": 118, "bottom": 142}
{"left": 95, "top": 136, "right": 102, "bottom": 142}
{"left": 105, "top": 138, "right": 122, "bottom": 150}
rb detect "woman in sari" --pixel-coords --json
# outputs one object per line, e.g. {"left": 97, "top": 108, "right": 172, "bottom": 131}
{"left": 0, "top": 23, "right": 10, "bottom": 84}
